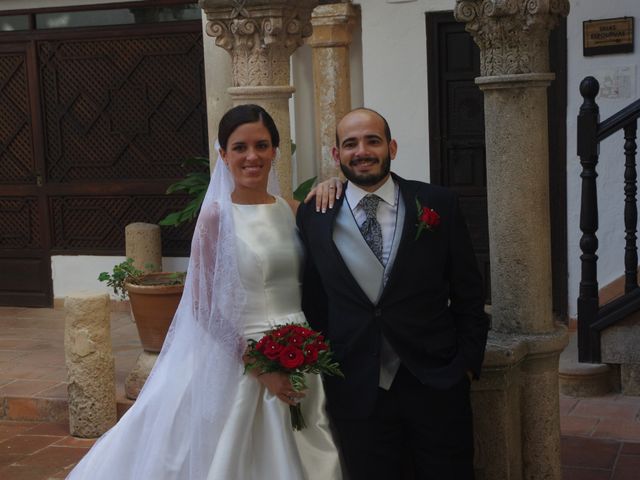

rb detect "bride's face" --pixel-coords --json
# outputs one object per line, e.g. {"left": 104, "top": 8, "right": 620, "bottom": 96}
{"left": 220, "top": 121, "right": 276, "bottom": 192}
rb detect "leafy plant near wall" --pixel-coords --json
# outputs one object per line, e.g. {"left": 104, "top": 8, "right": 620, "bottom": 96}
{"left": 159, "top": 143, "right": 317, "bottom": 227}
{"left": 98, "top": 258, "right": 186, "bottom": 300}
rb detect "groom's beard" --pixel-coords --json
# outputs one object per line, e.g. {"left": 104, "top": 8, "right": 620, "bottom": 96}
{"left": 339, "top": 151, "right": 391, "bottom": 187}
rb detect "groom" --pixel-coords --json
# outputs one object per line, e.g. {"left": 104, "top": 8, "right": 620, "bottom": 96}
{"left": 297, "top": 108, "right": 489, "bottom": 479}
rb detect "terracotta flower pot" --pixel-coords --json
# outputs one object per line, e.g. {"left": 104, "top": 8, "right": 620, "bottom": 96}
{"left": 125, "top": 273, "right": 184, "bottom": 352}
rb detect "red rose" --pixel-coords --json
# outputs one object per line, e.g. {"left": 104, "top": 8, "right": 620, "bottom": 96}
{"left": 420, "top": 207, "right": 440, "bottom": 228}
{"left": 255, "top": 337, "right": 268, "bottom": 353}
{"left": 264, "top": 340, "right": 284, "bottom": 360}
{"left": 288, "top": 333, "right": 306, "bottom": 346}
{"left": 279, "top": 346, "right": 305, "bottom": 369}
{"left": 303, "top": 344, "right": 319, "bottom": 364}
{"left": 314, "top": 340, "right": 329, "bottom": 351}
{"left": 293, "top": 326, "right": 314, "bottom": 338}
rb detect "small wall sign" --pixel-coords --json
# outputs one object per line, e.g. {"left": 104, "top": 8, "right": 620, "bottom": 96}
{"left": 583, "top": 17, "right": 634, "bottom": 56}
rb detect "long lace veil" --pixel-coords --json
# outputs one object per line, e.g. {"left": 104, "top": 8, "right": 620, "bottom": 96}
{"left": 67, "top": 143, "right": 279, "bottom": 479}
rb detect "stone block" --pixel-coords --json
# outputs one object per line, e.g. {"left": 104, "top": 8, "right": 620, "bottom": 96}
{"left": 601, "top": 314, "right": 640, "bottom": 364}
{"left": 621, "top": 364, "right": 640, "bottom": 396}
{"left": 64, "top": 292, "right": 117, "bottom": 438}
{"left": 124, "top": 350, "right": 158, "bottom": 400}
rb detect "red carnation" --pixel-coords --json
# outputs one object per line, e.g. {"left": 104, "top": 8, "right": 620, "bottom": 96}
{"left": 264, "top": 340, "right": 284, "bottom": 360}
{"left": 255, "top": 336, "right": 268, "bottom": 353}
{"left": 280, "top": 346, "right": 305, "bottom": 369}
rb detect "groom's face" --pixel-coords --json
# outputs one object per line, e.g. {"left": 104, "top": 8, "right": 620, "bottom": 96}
{"left": 333, "top": 110, "right": 397, "bottom": 192}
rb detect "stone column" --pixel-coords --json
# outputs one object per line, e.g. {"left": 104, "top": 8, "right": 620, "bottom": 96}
{"left": 307, "top": 2, "right": 359, "bottom": 180}
{"left": 125, "top": 223, "right": 162, "bottom": 273}
{"left": 64, "top": 292, "right": 117, "bottom": 437}
{"left": 454, "top": 1, "right": 570, "bottom": 479}
{"left": 201, "top": 0, "right": 319, "bottom": 197}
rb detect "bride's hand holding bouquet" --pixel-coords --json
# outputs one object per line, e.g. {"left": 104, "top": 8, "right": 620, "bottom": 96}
{"left": 244, "top": 323, "right": 343, "bottom": 430}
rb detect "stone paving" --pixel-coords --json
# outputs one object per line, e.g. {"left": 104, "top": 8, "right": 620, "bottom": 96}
{"left": 0, "top": 306, "right": 639, "bottom": 479}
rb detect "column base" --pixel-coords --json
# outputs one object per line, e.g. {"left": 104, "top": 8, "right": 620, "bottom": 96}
{"left": 124, "top": 350, "right": 158, "bottom": 400}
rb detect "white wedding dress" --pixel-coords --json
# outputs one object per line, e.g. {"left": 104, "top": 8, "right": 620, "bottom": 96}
{"left": 206, "top": 197, "right": 342, "bottom": 479}
{"left": 66, "top": 196, "right": 341, "bottom": 480}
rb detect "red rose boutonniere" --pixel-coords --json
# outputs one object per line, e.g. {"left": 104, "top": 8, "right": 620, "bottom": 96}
{"left": 245, "top": 323, "right": 343, "bottom": 430}
{"left": 415, "top": 198, "right": 440, "bottom": 240}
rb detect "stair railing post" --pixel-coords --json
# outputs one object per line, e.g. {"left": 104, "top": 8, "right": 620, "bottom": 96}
{"left": 577, "top": 76, "right": 601, "bottom": 362}
{"left": 624, "top": 119, "right": 639, "bottom": 293}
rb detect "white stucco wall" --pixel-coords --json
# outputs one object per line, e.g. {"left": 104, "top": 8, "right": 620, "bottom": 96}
{"left": 52, "top": 255, "right": 190, "bottom": 300}
{"left": 566, "top": 0, "right": 639, "bottom": 318}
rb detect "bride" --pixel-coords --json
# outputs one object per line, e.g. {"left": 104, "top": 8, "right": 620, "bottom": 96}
{"left": 66, "top": 104, "right": 343, "bottom": 479}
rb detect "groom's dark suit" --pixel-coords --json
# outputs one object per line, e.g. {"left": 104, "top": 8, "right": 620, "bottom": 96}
{"left": 297, "top": 173, "right": 489, "bottom": 479}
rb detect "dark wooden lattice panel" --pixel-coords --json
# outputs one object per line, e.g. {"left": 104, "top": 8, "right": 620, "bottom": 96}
{"left": 50, "top": 195, "right": 195, "bottom": 255}
{"left": 0, "top": 197, "right": 41, "bottom": 248}
{"left": 39, "top": 32, "right": 208, "bottom": 182}
{"left": 0, "top": 51, "right": 34, "bottom": 185}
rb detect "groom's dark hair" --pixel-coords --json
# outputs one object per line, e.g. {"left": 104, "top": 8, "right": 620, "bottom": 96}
{"left": 335, "top": 108, "right": 392, "bottom": 146}
{"left": 218, "top": 104, "right": 280, "bottom": 150}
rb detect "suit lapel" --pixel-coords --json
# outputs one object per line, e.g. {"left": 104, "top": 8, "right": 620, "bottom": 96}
{"left": 378, "top": 175, "right": 422, "bottom": 302}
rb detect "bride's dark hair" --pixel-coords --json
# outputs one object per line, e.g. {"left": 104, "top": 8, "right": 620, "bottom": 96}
{"left": 218, "top": 104, "right": 280, "bottom": 150}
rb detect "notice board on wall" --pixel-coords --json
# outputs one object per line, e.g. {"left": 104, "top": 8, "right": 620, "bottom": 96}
{"left": 583, "top": 17, "right": 634, "bottom": 56}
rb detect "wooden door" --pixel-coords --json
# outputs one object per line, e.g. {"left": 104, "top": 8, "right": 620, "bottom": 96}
{"left": 426, "top": 12, "right": 568, "bottom": 318}
{"left": 427, "top": 13, "right": 489, "bottom": 303}
{"left": 0, "top": 42, "right": 52, "bottom": 306}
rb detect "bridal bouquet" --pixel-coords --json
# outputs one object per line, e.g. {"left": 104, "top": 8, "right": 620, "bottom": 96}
{"left": 244, "top": 323, "right": 343, "bottom": 430}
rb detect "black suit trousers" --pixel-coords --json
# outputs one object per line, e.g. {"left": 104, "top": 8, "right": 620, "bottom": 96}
{"left": 331, "top": 366, "right": 474, "bottom": 480}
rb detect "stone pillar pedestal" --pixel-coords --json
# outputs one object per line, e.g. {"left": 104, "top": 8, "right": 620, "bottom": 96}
{"left": 307, "top": 3, "right": 359, "bottom": 180}
{"left": 125, "top": 222, "right": 162, "bottom": 272}
{"left": 125, "top": 351, "right": 158, "bottom": 400}
{"left": 64, "top": 292, "right": 117, "bottom": 438}
{"left": 201, "top": 0, "right": 319, "bottom": 197}
{"left": 454, "top": 1, "right": 570, "bottom": 478}
{"left": 472, "top": 328, "right": 567, "bottom": 480}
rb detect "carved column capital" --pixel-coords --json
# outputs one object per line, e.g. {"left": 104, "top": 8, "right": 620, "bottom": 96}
{"left": 454, "top": 0, "right": 570, "bottom": 77}
{"left": 201, "top": 0, "right": 318, "bottom": 86}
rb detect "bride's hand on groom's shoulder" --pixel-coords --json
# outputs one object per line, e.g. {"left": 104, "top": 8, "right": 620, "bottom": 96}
{"left": 256, "top": 371, "right": 306, "bottom": 406}
{"left": 305, "top": 177, "right": 342, "bottom": 213}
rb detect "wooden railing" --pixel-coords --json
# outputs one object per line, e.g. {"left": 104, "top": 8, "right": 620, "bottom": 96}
{"left": 577, "top": 76, "right": 640, "bottom": 363}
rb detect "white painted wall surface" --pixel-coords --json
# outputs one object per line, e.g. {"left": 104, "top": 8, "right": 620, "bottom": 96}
{"left": 52, "top": 255, "right": 189, "bottom": 300}
{"left": 359, "top": 0, "right": 455, "bottom": 182}
{"left": 1, "top": 0, "right": 138, "bottom": 10}
{"left": 566, "top": 0, "right": 640, "bottom": 317}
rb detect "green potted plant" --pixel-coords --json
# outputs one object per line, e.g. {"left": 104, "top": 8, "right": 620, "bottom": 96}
{"left": 99, "top": 258, "right": 185, "bottom": 352}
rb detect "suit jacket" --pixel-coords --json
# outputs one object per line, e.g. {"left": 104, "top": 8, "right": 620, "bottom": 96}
{"left": 296, "top": 173, "right": 489, "bottom": 419}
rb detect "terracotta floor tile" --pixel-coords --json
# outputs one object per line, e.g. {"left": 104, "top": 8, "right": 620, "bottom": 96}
{"left": 561, "top": 467, "right": 612, "bottom": 480}
{"left": 561, "top": 415, "right": 599, "bottom": 437}
{"left": 12, "top": 351, "right": 65, "bottom": 368}
{"left": 0, "top": 351, "right": 28, "bottom": 363}
{"left": 0, "top": 435, "right": 59, "bottom": 455}
{"left": 620, "top": 442, "right": 640, "bottom": 455}
{"left": 3, "top": 398, "right": 68, "bottom": 423}
{"left": 0, "top": 453, "right": 25, "bottom": 468}
{"left": 0, "top": 339, "right": 49, "bottom": 351}
{"left": 33, "top": 383, "right": 67, "bottom": 400}
{"left": 593, "top": 418, "right": 640, "bottom": 442}
{"left": 53, "top": 436, "right": 96, "bottom": 448}
{"left": 16, "top": 445, "right": 88, "bottom": 470}
{"left": 572, "top": 399, "right": 640, "bottom": 420}
{"left": 0, "top": 464, "right": 60, "bottom": 480}
{"left": 24, "top": 423, "right": 68, "bottom": 437}
{"left": 0, "top": 380, "right": 61, "bottom": 397}
{"left": 560, "top": 436, "right": 620, "bottom": 469}
{"left": 0, "top": 422, "right": 41, "bottom": 435}
{"left": 560, "top": 395, "right": 579, "bottom": 415}
{"left": 612, "top": 454, "right": 640, "bottom": 480}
